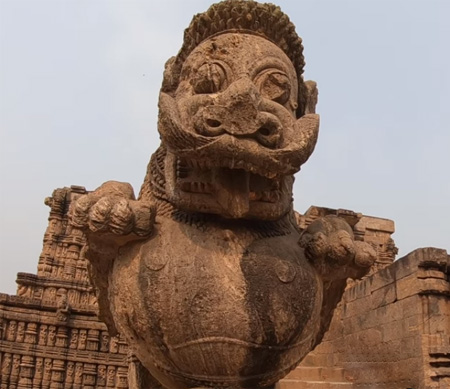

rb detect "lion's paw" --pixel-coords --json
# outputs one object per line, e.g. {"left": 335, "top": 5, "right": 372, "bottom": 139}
{"left": 69, "top": 181, "right": 155, "bottom": 241}
{"left": 299, "top": 215, "right": 376, "bottom": 280}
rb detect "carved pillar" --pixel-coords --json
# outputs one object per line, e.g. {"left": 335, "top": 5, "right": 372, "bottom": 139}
{"left": 7, "top": 320, "right": 17, "bottom": 341}
{"left": 80, "top": 291, "right": 89, "bottom": 305}
{"left": 68, "top": 289, "right": 79, "bottom": 305}
{"left": 109, "top": 335, "right": 119, "bottom": 353}
{"left": 41, "top": 358, "right": 52, "bottom": 389}
{"left": 78, "top": 329, "right": 87, "bottom": 350}
{"left": 38, "top": 324, "right": 48, "bottom": 346}
{"left": 97, "top": 364, "right": 107, "bottom": 387}
{"left": 106, "top": 366, "right": 116, "bottom": 387}
{"left": 73, "top": 362, "right": 83, "bottom": 389}
{"left": 1, "top": 353, "right": 12, "bottom": 389}
{"left": 55, "top": 326, "right": 68, "bottom": 348}
{"left": 32, "top": 357, "right": 44, "bottom": 388}
{"left": 9, "top": 354, "right": 21, "bottom": 389}
{"left": 17, "top": 356, "right": 34, "bottom": 389}
{"left": 86, "top": 329, "right": 99, "bottom": 351}
{"left": 24, "top": 322, "right": 37, "bottom": 344}
{"left": 16, "top": 322, "right": 25, "bottom": 343}
{"left": 0, "top": 318, "right": 4, "bottom": 340}
{"left": 49, "top": 359, "right": 65, "bottom": 389}
{"left": 64, "top": 245, "right": 80, "bottom": 279}
{"left": 47, "top": 326, "right": 56, "bottom": 347}
{"left": 115, "top": 366, "right": 128, "bottom": 388}
{"left": 66, "top": 361, "right": 75, "bottom": 387}
{"left": 100, "top": 331, "right": 110, "bottom": 352}
{"left": 69, "top": 328, "right": 78, "bottom": 349}
{"left": 82, "top": 363, "right": 97, "bottom": 388}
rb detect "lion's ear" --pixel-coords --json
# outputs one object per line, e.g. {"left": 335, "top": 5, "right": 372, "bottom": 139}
{"left": 304, "top": 80, "right": 318, "bottom": 114}
{"left": 161, "top": 56, "right": 178, "bottom": 94}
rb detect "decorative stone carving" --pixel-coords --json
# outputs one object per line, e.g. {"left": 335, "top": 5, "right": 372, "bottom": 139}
{"left": 87, "top": 329, "right": 100, "bottom": 351}
{"left": 66, "top": 361, "right": 75, "bottom": 385}
{"left": 55, "top": 326, "right": 68, "bottom": 348}
{"left": 11, "top": 354, "right": 21, "bottom": 380}
{"left": 116, "top": 367, "right": 129, "bottom": 388}
{"left": 82, "top": 363, "right": 97, "bottom": 388}
{"left": 6, "top": 320, "right": 17, "bottom": 341}
{"left": 68, "top": 1, "right": 377, "bottom": 387}
{"left": 47, "top": 325, "right": 56, "bottom": 347}
{"left": 50, "top": 359, "right": 65, "bottom": 389}
{"left": 74, "top": 362, "right": 83, "bottom": 386}
{"left": 106, "top": 366, "right": 116, "bottom": 387}
{"left": 109, "top": 335, "right": 119, "bottom": 353}
{"left": 97, "top": 364, "right": 107, "bottom": 387}
{"left": 69, "top": 328, "right": 78, "bottom": 349}
{"left": 17, "top": 284, "right": 31, "bottom": 298}
{"left": 16, "top": 321, "right": 25, "bottom": 342}
{"left": 1, "top": 353, "right": 12, "bottom": 376}
{"left": 42, "top": 358, "right": 53, "bottom": 389}
{"left": 78, "top": 328, "right": 87, "bottom": 350}
{"left": 38, "top": 324, "right": 48, "bottom": 345}
{"left": 56, "top": 288, "right": 70, "bottom": 322}
{"left": 33, "top": 357, "right": 44, "bottom": 387}
{"left": 100, "top": 330, "right": 110, "bottom": 352}
{"left": 17, "top": 355, "right": 34, "bottom": 389}
{"left": 0, "top": 185, "right": 129, "bottom": 389}
{"left": 24, "top": 322, "right": 37, "bottom": 344}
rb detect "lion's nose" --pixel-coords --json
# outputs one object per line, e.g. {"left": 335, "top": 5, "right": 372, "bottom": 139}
{"left": 193, "top": 78, "right": 282, "bottom": 148}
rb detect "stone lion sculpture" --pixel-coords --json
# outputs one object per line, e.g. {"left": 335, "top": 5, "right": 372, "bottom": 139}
{"left": 69, "top": 1, "right": 376, "bottom": 388}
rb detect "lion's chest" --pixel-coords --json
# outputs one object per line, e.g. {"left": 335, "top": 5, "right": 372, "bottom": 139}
{"left": 111, "top": 217, "right": 321, "bottom": 383}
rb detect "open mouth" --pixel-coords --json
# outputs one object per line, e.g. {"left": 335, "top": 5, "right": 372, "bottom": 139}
{"left": 173, "top": 156, "right": 287, "bottom": 219}
{"left": 176, "top": 157, "right": 282, "bottom": 203}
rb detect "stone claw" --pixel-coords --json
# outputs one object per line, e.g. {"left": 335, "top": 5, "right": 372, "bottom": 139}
{"left": 299, "top": 215, "right": 376, "bottom": 280}
{"left": 69, "top": 181, "right": 155, "bottom": 243}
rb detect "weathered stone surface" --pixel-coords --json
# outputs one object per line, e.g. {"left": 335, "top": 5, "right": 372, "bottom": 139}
{"left": 65, "top": 1, "right": 378, "bottom": 388}
{"left": 0, "top": 186, "right": 130, "bottom": 389}
{"left": 1, "top": 1, "right": 448, "bottom": 389}
{"left": 281, "top": 247, "right": 450, "bottom": 389}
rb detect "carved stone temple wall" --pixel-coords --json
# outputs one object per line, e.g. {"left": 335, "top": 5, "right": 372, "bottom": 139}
{"left": 279, "top": 249, "right": 450, "bottom": 389}
{"left": 0, "top": 186, "right": 129, "bottom": 389}
{"left": 1, "top": 186, "right": 449, "bottom": 389}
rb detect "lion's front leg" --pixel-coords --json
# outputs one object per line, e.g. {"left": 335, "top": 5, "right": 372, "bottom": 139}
{"left": 69, "top": 180, "right": 156, "bottom": 333}
{"left": 299, "top": 215, "right": 376, "bottom": 345}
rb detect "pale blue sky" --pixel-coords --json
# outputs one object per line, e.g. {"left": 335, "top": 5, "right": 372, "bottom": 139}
{"left": 1, "top": 0, "right": 449, "bottom": 295}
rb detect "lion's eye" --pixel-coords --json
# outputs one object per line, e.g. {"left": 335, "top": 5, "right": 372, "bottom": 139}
{"left": 255, "top": 70, "right": 291, "bottom": 105}
{"left": 191, "top": 63, "right": 227, "bottom": 94}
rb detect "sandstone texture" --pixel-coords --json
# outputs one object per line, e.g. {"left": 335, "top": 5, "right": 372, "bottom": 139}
{"left": 0, "top": 187, "right": 131, "bottom": 389}
{"left": 66, "top": 1, "right": 376, "bottom": 387}
{"left": 1, "top": 1, "right": 448, "bottom": 389}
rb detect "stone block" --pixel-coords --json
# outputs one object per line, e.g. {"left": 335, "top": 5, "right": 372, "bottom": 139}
{"left": 342, "top": 296, "right": 372, "bottom": 319}
{"left": 369, "top": 266, "right": 397, "bottom": 293}
{"left": 344, "top": 279, "right": 371, "bottom": 303}
{"left": 371, "top": 283, "right": 397, "bottom": 309}
{"left": 396, "top": 274, "right": 420, "bottom": 301}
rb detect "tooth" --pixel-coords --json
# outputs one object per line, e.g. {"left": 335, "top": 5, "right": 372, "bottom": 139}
{"left": 273, "top": 191, "right": 281, "bottom": 201}
{"left": 180, "top": 182, "right": 192, "bottom": 192}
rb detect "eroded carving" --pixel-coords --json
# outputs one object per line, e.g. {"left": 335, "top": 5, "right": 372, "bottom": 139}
{"left": 6, "top": 320, "right": 17, "bottom": 341}
{"left": 68, "top": 1, "right": 376, "bottom": 388}
{"left": 0, "top": 185, "right": 130, "bottom": 389}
